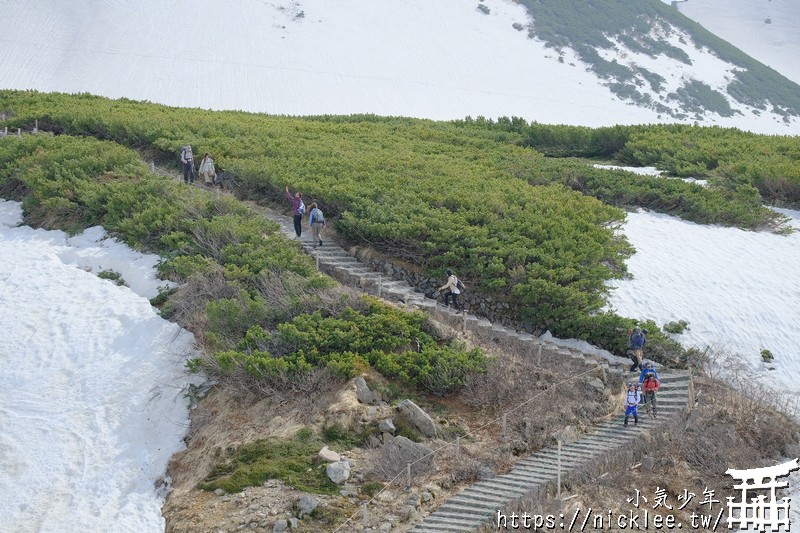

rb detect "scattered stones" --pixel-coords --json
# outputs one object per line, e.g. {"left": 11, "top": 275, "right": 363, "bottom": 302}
{"left": 214, "top": 488, "right": 225, "bottom": 496}
{"left": 272, "top": 519, "right": 288, "bottom": 533}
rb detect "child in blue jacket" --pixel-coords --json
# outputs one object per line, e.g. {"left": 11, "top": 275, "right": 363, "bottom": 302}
{"left": 624, "top": 382, "right": 640, "bottom": 427}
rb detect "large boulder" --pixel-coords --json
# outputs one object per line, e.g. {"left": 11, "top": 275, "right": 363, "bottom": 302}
{"left": 397, "top": 399, "right": 436, "bottom": 438}
{"left": 326, "top": 460, "right": 351, "bottom": 484}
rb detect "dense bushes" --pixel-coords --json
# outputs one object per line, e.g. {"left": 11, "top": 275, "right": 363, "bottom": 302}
{"left": 2, "top": 90, "right": 792, "bottom": 356}
{"left": 0, "top": 133, "right": 486, "bottom": 394}
{"left": 0, "top": 91, "right": 635, "bottom": 336}
{"left": 211, "top": 297, "right": 488, "bottom": 396}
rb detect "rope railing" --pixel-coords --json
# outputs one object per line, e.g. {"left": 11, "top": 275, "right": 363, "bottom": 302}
{"left": 332, "top": 365, "right": 607, "bottom": 532}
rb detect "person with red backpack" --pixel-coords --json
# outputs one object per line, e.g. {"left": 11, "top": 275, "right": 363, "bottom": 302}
{"left": 641, "top": 366, "right": 660, "bottom": 418}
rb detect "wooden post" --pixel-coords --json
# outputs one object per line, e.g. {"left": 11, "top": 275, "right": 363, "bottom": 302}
{"left": 455, "top": 435, "right": 460, "bottom": 461}
{"left": 687, "top": 367, "right": 695, "bottom": 413}
{"left": 377, "top": 275, "right": 382, "bottom": 298}
{"left": 361, "top": 503, "right": 369, "bottom": 527}
{"left": 501, "top": 413, "right": 507, "bottom": 440}
{"left": 17, "top": 128, "right": 21, "bottom": 136}
{"left": 406, "top": 462, "right": 411, "bottom": 488}
{"left": 316, "top": 255, "right": 320, "bottom": 269}
{"left": 557, "top": 439, "right": 562, "bottom": 498}
{"left": 33, "top": 119, "right": 38, "bottom": 133}
{"left": 150, "top": 161, "right": 155, "bottom": 173}
{"left": 461, "top": 310, "right": 467, "bottom": 333}
{"left": 537, "top": 342, "right": 543, "bottom": 358}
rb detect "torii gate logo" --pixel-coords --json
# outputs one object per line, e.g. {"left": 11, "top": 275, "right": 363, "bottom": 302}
{"left": 726, "top": 458, "right": 799, "bottom": 532}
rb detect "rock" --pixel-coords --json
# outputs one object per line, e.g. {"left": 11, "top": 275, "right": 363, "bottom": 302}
{"left": 587, "top": 377, "right": 606, "bottom": 393}
{"left": 214, "top": 488, "right": 225, "bottom": 496}
{"left": 272, "top": 519, "right": 288, "bottom": 533}
{"left": 421, "top": 491, "right": 432, "bottom": 503}
{"left": 318, "top": 445, "right": 341, "bottom": 462}
{"left": 642, "top": 457, "right": 656, "bottom": 471}
{"left": 378, "top": 419, "right": 396, "bottom": 434}
{"left": 296, "top": 495, "right": 319, "bottom": 518}
{"left": 379, "top": 522, "right": 393, "bottom": 532}
{"left": 397, "top": 399, "right": 437, "bottom": 437}
{"left": 289, "top": 517, "right": 299, "bottom": 529}
{"left": 355, "top": 376, "right": 376, "bottom": 404}
{"left": 326, "top": 460, "right": 351, "bottom": 484}
{"left": 407, "top": 494, "right": 420, "bottom": 508}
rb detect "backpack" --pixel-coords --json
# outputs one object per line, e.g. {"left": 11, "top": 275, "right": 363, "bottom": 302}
{"left": 312, "top": 208, "right": 324, "bottom": 224}
{"left": 456, "top": 277, "right": 466, "bottom": 291}
{"left": 298, "top": 200, "right": 306, "bottom": 215}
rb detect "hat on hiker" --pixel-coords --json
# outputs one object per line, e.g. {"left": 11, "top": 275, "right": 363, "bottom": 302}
{"left": 644, "top": 361, "right": 653, "bottom": 368}
{"left": 446, "top": 269, "right": 452, "bottom": 276}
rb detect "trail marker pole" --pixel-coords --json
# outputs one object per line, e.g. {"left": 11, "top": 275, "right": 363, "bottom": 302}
{"left": 557, "top": 439, "right": 562, "bottom": 498}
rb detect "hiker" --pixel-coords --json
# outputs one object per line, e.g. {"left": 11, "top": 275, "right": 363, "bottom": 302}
{"left": 628, "top": 326, "right": 647, "bottom": 372}
{"left": 624, "top": 381, "right": 640, "bottom": 427}
{"left": 285, "top": 186, "right": 305, "bottom": 238}
{"left": 641, "top": 371, "right": 660, "bottom": 418}
{"left": 308, "top": 202, "right": 325, "bottom": 247}
{"left": 198, "top": 153, "right": 216, "bottom": 185}
{"left": 638, "top": 360, "right": 660, "bottom": 384}
{"left": 180, "top": 145, "right": 195, "bottom": 184}
{"left": 437, "top": 269, "right": 464, "bottom": 314}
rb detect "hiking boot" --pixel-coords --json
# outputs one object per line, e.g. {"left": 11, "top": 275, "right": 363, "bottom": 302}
{"left": 318, "top": 240, "right": 323, "bottom": 246}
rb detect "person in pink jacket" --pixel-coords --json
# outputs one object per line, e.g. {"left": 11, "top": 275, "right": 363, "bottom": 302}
{"left": 285, "top": 186, "right": 305, "bottom": 238}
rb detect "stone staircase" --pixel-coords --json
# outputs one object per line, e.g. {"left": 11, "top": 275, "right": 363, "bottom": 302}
{"left": 257, "top": 207, "right": 631, "bottom": 374}
{"left": 253, "top": 203, "right": 692, "bottom": 533}
{"left": 407, "top": 371, "right": 691, "bottom": 532}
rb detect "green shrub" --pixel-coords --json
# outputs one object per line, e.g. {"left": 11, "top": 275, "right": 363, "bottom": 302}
{"left": 761, "top": 349, "right": 774, "bottom": 363}
{"left": 360, "top": 481, "right": 384, "bottom": 497}
{"left": 200, "top": 433, "right": 338, "bottom": 494}
{"left": 663, "top": 320, "right": 689, "bottom": 334}
{"left": 97, "top": 269, "right": 126, "bottom": 286}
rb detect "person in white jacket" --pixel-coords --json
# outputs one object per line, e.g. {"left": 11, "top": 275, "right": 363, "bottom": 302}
{"left": 198, "top": 153, "right": 216, "bottom": 185}
{"left": 437, "top": 269, "right": 464, "bottom": 313}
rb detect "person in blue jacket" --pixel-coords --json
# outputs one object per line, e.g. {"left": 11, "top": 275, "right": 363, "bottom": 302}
{"left": 639, "top": 360, "right": 660, "bottom": 384}
{"left": 628, "top": 326, "right": 647, "bottom": 372}
{"left": 624, "top": 382, "right": 641, "bottom": 427}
